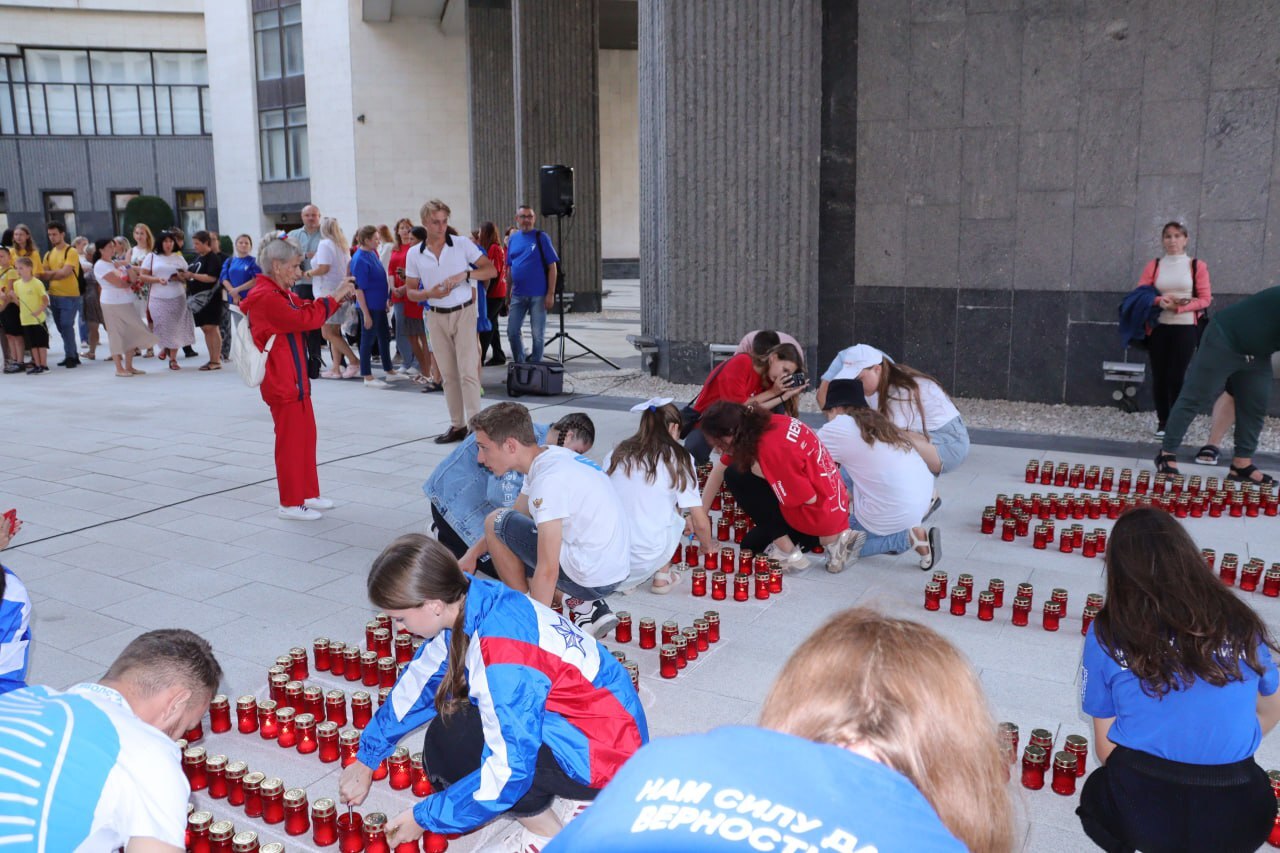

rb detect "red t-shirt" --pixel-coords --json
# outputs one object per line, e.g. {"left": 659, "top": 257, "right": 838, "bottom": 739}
{"left": 723, "top": 415, "right": 849, "bottom": 537}
{"left": 388, "top": 243, "right": 423, "bottom": 319}
{"left": 485, "top": 243, "right": 507, "bottom": 298}
{"left": 694, "top": 353, "right": 764, "bottom": 411}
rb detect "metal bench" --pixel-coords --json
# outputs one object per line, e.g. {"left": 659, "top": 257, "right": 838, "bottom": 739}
{"left": 1103, "top": 359, "right": 1145, "bottom": 412}
{"left": 709, "top": 343, "right": 738, "bottom": 371}
{"left": 627, "top": 334, "right": 659, "bottom": 376}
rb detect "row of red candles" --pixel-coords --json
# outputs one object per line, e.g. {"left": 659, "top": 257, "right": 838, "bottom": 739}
{"left": 1207, "top": 550, "right": 1280, "bottom": 596}
{"left": 1000, "top": 724, "right": 1088, "bottom": 795}
{"left": 1023, "top": 459, "right": 1276, "bottom": 500}
{"left": 185, "top": 807, "right": 284, "bottom": 853}
{"left": 613, "top": 611, "right": 722, "bottom": 678}
{"left": 925, "top": 573, "right": 1103, "bottom": 634}
{"left": 985, "top": 509, "right": 1111, "bottom": 558}
{"left": 991, "top": 488, "right": 1278, "bottom": 526}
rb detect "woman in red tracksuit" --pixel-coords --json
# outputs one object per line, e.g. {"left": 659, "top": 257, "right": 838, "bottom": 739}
{"left": 240, "top": 234, "right": 355, "bottom": 521}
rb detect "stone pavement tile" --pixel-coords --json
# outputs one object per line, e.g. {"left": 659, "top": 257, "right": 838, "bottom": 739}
{"left": 324, "top": 481, "right": 425, "bottom": 510}
{"left": 0, "top": 551, "right": 73, "bottom": 584}
{"left": 27, "top": 645, "right": 103, "bottom": 690}
{"left": 51, "top": 488, "right": 157, "bottom": 517}
{"left": 5, "top": 530, "right": 95, "bottom": 557}
{"left": 180, "top": 494, "right": 275, "bottom": 521}
{"left": 305, "top": 569, "right": 371, "bottom": 606}
{"left": 77, "top": 626, "right": 150, "bottom": 668}
{"left": 47, "top": 542, "right": 167, "bottom": 576}
{"left": 318, "top": 520, "right": 418, "bottom": 551}
{"left": 30, "top": 597, "right": 134, "bottom": 653}
{"left": 981, "top": 669, "right": 1080, "bottom": 728}
{"left": 27, "top": 566, "right": 154, "bottom": 611}
{"left": 98, "top": 589, "right": 239, "bottom": 633}
{"left": 121, "top": 561, "right": 253, "bottom": 599}
{"left": 637, "top": 679, "right": 759, "bottom": 739}
{"left": 670, "top": 635, "right": 789, "bottom": 706}
{"left": 3, "top": 499, "right": 116, "bottom": 532}
{"left": 309, "top": 545, "right": 382, "bottom": 574}
{"left": 115, "top": 482, "right": 206, "bottom": 505}
{"left": 234, "top": 527, "right": 351, "bottom": 561}
{"left": 313, "top": 501, "right": 426, "bottom": 532}
{"left": 246, "top": 512, "right": 354, "bottom": 537}
{"left": 160, "top": 513, "right": 266, "bottom": 543}
{"left": 204, "top": 582, "right": 341, "bottom": 628}
{"left": 0, "top": 477, "right": 73, "bottom": 499}
{"left": 219, "top": 553, "right": 350, "bottom": 593}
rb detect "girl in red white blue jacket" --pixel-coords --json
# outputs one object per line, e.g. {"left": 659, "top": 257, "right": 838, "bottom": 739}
{"left": 339, "top": 534, "right": 648, "bottom": 851}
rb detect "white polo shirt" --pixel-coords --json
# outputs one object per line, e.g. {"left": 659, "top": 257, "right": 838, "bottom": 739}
{"left": 404, "top": 233, "right": 483, "bottom": 309}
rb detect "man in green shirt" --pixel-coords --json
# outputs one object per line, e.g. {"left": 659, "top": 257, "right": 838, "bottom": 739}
{"left": 1158, "top": 286, "right": 1280, "bottom": 484}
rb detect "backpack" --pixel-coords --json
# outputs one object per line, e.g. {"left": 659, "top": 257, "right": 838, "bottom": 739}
{"left": 227, "top": 304, "right": 275, "bottom": 387}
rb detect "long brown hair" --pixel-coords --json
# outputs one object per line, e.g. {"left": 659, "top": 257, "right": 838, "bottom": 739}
{"left": 760, "top": 608, "right": 1014, "bottom": 853}
{"left": 699, "top": 401, "right": 773, "bottom": 472}
{"left": 829, "top": 407, "right": 915, "bottom": 452}
{"left": 368, "top": 534, "right": 472, "bottom": 717}
{"left": 392, "top": 217, "right": 413, "bottom": 248}
{"left": 477, "top": 221, "right": 501, "bottom": 251}
{"left": 875, "top": 358, "right": 948, "bottom": 438}
{"left": 607, "top": 403, "right": 695, "bottom": 492}
{"left": 1095, "top": 507, "right": 1276, "bottom": 697}
{"left": 751, "top": 342, "right": 805, "bottom": 417}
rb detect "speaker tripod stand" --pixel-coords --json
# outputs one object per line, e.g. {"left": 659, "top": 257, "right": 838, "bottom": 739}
{"left": 542, "top": 214, "right": 619, "bottom": 369}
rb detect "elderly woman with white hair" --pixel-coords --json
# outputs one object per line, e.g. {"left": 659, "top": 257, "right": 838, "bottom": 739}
{"left": 240, "top": 233, "right": 355, "bottom": 521}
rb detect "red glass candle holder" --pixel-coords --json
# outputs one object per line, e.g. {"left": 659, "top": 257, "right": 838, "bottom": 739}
{"left": 296, "top": 712, "right": 318, "bottom": 754}
{"left": 703, "top": 550, "right": 717, "bottom": 572}
{"left": 999, "top": 722, "right": 1019, "bottom": 764}
{"left": 1264, "top": 569, "right": 1280, "bottom": 598}
{"left": 981, "top": 509, "right": 996, "bottom": 534}
{"left": 672, "top": 634, "right": 688, "bottom": 669}
{"left": 359, "top": 651, "right": 379, "bottom": 687}
{"left": 659, "top": 644, "right": 678, "bottom": 678}
{"left": 373, "top": 628, "right": 392, "bottom": 659}
{"left": 236, "top": 695, "right": 258, "bottom": 734}
{"left": 693, "top": 618, "right": 711, "bottom": 651}
{"left": 412, "top": 752, "right": 434, "bottom": 797}
{"left": 1011, "top": 596, "right": 1031, "bottom": 627}
{"left": 275, "top": 707, "right": 297, "bottom": 748}
{"left": 313, "top": 637, "right": 332, "bottom": 672}
{"left": 303, "top": 685, "right": 325, "bottom": 720}
{"left": 352, "top": 691, "right": 373, "bottom": 729}
{"left": 183, "top": 746, "right": 208, "bottom": 791}
{"left": 1058, "top": 530, "right": 1074, "bottom": 553}
{"left": 378, "top": 656, "right": 397, "bottom": 689}
{"left": 225, "top": 761, "right": 248, "bottom": 806}
{"left": 716, "top": 518, "right": 730, "bottom": 541}
{"left": 1051, "top": 751, "right": 1078, "bottom": 795}
{"left": 210, "top": 819, "right": 235, "bottom": 853}
{"left": 719, "top": 547, "right": 736, "bottom": 573}
{"left": 1082, "top": 533, "right": 1097, "bottom": 558}
{"left": 683, "top": 542, "right": 698, "bottom": 567}
{"left": 287, "top": 646, "right": 309, "bottom": 681}
{"left": 257, "top": 699, "right": 279, "bottom": 740}
{"left": 339, "top": 729, "right": 362, "bottom": 767}
{"left": 188, "top": 811, "right": 213, "bottom": 851}
{"left": 183, "top": 720, "right": 204, "bottom": 744}
{"left": 638, "top": 617, "right": 657, "bottom": 649}
{"left": 1069, "top": 464, "right": 1084, "bottom": 489}
{"left": 682, "top": 627, "right": 700, "bottom": 661}
{"left": 705, "top": 610, "right": 720, "bottom": 643}
{"left": 337, "top": 812, "right": 364, "bottom": 853}
{"left": 924, "top": 581, "right": 942, "bottom": 611}
{"left": 933, "top": 571, "right": 949, "bottom": 598}
{"left": 206, "top": 754, "right": 228, "bottom": 799}
{"left": 318, "top": 720, "right": 340, "bottom": 763}
{"left": 1220, "top": 560, "right": 1237, "bottom": 586}
{"left": 957, "top": 574, "right": 974, "bottom": 602}
{"left": 1025, "top": 460, "right": 1039, "bottom": 483}
{"left": 1054, "top": 465, "right": 1069, "bottom": 487}
{"left": 281, "top": 680, "right": 303, "bottom": 713}
{"left": 1042, "top": 600, "right": 1062, "bottom": 631}
{"left": 733, "top": 573, "right": 750, "bottom": 601}
{"left": 394, "top": 633, "right": 414, "bottom": 665}
{"left": 372, "top": 757, "right": 389, "bottom": 781}
{"left": 690, "top": 568, "right": 707, "bottom": 597}
{"left": 313, "top": 799, "right": 340, "bottom": 847}
{"left": 208, "top": 694, "right": 231, "bottom": 734}
{"left": 768, "top": 567, "right": 783, "bottom": 594}
{"left": 1242, "top": 561, "right": 1263, "bottom": 592}
{"left": 1021, "top": 745, "right": 1047, "bottom": 790}
{"left": 362, "top": 812, "right": 391, "bottom": 852}
{"left": 949, "top": 588, "right": 967, "bottom": 617}
{"left": 231, "top": 830, "right": 260, "bottom": 853}
{"left": 1081, "top": 605, "right": 1098, "bottom": 636}
{"left": 977, "top": 590, "right": 995, "bottom": 621}
{"left": 988, "top": 579, "right": 1005, "bottom": 608}
{"left": 1101, "top": 468, "right": 1114, "bottom": 491}
{"left": 710, "top": 571, "right": 727, "bottom": 600}
{"left": 1065, "top": 734, "right": 1089, "bottom": 777}
{"left": 614, "top": 611, "right": 633, "bottom": 642}
{"left": 660, "top": 620, "right": 678, "bottom": 646}
{"left": 242, "top": 771, "right": 266, "bottom": 818}
{"left": 325, "top": 689, "right": 348, "bottom": 727}
{"left": 343, "top": 646, "right": 363, "bottom": 682}
{"left": 1001, "top": 518, "right": 1017, "bottom": 542}
{"left": 753, "top": 570, "right": 770, "bottom": 600}
{"left": 282, "top": 787, "right": 310, "bottom": 836}
{"left": 1032, "top": 525, "right": 1048, "bottom": 549}
{"left": 624, "top": 660, "right": 640, "bottom": 690}
{"left": 1040, "top": 464, "right": 1054, "bottom": 486}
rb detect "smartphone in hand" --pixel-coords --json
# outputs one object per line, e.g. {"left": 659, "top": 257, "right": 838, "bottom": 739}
{"left": 3, "top": 509, "right": 17, "bottom": 537}
{"left": 784, "top": 371, "right": 809, "bottom": 390}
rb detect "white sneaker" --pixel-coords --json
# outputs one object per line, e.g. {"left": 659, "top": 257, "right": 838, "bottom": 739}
{"left": 304, "top": 496, "right": 335, "bottom": 510}
{"left": 363, "top": 378, "right": 390, "bottom": 389}
{"left": 474, "top": 823, "right": 553, "bottom": 853}
{"left": 384, "top": 372, "right": 407, "bottom": 382}
{"left": 777, "top": 547, "right": 811, "bottom": 575}
{"left": 405, "top": 367, "right": 421, "bottom": 377}
{"left": 825, "top": 528, "right": 867, "bottom": 574}
{"left": 551, "top": 797, "right": 592, "bottom": 826}
{"left": 278, "top": 505, "right": 322, "bottom": 521}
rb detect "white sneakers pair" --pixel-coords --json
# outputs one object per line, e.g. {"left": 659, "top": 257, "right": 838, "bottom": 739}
{"left": 278, "top": 496, "right": 335, "bottom": 521}
{"left": 474, "top": 798, "right": 592, "bottom": 853}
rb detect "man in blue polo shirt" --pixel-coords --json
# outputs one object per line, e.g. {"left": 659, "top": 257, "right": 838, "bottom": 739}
{"left": 506, "top": 206, "right": 559, "bottom": 364}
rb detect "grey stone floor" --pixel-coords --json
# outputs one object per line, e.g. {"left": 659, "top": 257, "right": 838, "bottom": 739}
{"left": 7, "top": 281, "right": 1280, "bottom": 851}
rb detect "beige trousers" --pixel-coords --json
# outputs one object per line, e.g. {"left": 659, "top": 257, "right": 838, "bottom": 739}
{"left": 426, "top": 301, "right": 483, "bottom": 429}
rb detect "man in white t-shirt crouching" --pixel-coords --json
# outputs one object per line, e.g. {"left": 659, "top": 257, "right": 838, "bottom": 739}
{"left": 463, "top": 402, "right": 630, "bottom": 637}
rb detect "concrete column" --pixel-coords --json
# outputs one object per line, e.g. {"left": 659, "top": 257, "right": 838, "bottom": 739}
{"left": 204, "top": 0, "right": 266, "bottom": 237}
{"left": 300, "top": 0, "right": 358, "bottom": 229}
{"left": 467, "top": 0, "right": 517, "bottom": 231}
{"left": 512, "top": 0, "right": 603, "bottom": 311}
{"left": 639, "top": 0, "right": 823, "bottom": 382}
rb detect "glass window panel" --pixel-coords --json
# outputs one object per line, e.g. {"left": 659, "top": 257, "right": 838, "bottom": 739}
{"left": 254, "top": 30, "right": 281, "bottom": 80}
{"left": 61, "top": 212, "right": 77, "bottom": 240}
{"left": 260, "top": 108, "right": 284, "bottom": 130}
{"left": 139, "top": 86, "right": 157, "bottom": 134}
{"left": 154, "top": 52, "right": 207, "bottom": 85}
{"left": 45, "top": 83, "right": 78, "bottom": 134}
{"left": 286, "top": 106, "right": 307, "bottom": 127}
{"left": 76, "top": 84, "right": 94, "bottom": 133}
{"left": 281, "top": 5, "right": 302, "bottom": 24}
{"left": 28, "top": 86, "right": 47, "bottom": 135}
{"left": 25, "top": 49, "right": 89, "bottom": 84}
{"left": 0, "top": 87, "right": 13, "bottom": 135}
{"left": 45, "top": 193, "right": 74, "bottom": 213}
{"left": 11, "top": 59, "right": 24, "bottom": 83}
{"left": 13, "top": 84, "right": 30, "bottom": 133}
{"left": 0, "top": 60, "right": 8, "bottom": 82}
{"left": 289, "top": 125, "right": 308, "bottom": 179}
{"left": 201, "top": 88, "right": 211, "bottom": 134}
{"left": 109, "top": 85, "right": 140, "bottom": 134}
{"left": 90, "top": 51, "right": 152, "bottom": 85}
{"left": 254, "top": 10, "right": 279, "bottom": 31}
{"left": 181, "top": 210, "right": 206, "bottom": 239}
{"left": 261, "top": 128, "right": 286, "bottom": 181}
{"left": 283, "top": 24, "right": 304, "bottom": 76}
{"left": 153, "top": 86, "right": 171, "bottom": 134}
{"left": 92, "top": 84, "right": 110, "bottom": 133}
{"left": 171, "top": 86, "right": 200, "bottom": 134}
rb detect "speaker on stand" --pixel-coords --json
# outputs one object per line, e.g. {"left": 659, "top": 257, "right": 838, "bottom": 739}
{"left": 538, "top": 164, "right": 618, "bottom": 369}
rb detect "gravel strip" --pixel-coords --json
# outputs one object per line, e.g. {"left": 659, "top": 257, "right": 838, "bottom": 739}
{"left": 564, "top": 368, "right": 1280, "bottom": 455}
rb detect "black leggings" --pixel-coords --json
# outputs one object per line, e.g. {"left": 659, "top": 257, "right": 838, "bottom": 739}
{"left": 722, "top": 466, "right": 818, "bottom": 554}
{"left": 422, "top": 703, "right": 598, "bottom": 819}
{"left": 1147, "top": 323, "right": 1199, "bottom": 426}
{"left": 430, "top": 504, "right": 496, "bottom": 578}
{"left": 1076, "top": 745, "right": 1274, "bottom": 853}
{"left": 481, "top": 296, "right": 505, "bottom": 361}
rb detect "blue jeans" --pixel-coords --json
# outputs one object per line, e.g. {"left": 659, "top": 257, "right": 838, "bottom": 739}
{"left": 359, "top": 308, "right": 393, "bottom": 376}
{"left": 49, "top": 296, "right": 81, "bottom": 361}
{"left": 492, "top": 508, "right": 619, "bottom": 601}
{"left": 849, "top": 515, "right": 911, "bottom": 557}
{"left": 507, "top": 293, "right": 547, "bottom": 363}
{"left": 392, "top": 301, "right": 417, "bottom": 371}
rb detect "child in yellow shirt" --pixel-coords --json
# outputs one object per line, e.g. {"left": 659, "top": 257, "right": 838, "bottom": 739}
{"left": 12, "top": 257, "right": 49, "bottom": 374}
{"left": 0, "top": 247, "right": 22, "bottom": 373}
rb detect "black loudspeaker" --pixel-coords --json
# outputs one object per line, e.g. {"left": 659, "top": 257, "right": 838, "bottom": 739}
{"left": 539, "top": 164, "right": 574, "bottom": 217}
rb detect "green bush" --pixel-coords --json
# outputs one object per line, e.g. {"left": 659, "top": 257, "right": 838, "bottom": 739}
{"left": 121, "top": 196, "right": 175, "bottom": 244}
{"left": 219, "top": 234, "right": 233, "bottom": 255}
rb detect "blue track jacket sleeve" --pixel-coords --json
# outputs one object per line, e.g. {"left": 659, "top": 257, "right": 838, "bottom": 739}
{"left": 356, "top": 633, "right": 450, "bottom": 768}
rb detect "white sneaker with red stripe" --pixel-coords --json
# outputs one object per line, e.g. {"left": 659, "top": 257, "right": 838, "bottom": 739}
{"left": 551, "top": 796, "right": 592, "bottom": 826}
{"left": 474, "top": 823, "right": 553, "bottom": 853}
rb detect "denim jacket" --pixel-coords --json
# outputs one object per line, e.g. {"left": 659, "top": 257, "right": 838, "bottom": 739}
{"left": 424, "top": 424, "right": 550, "bottom": 546}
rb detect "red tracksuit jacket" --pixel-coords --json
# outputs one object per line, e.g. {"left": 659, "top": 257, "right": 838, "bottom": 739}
{"left": 239, "top": 275, "right": 337, "bottom": 406}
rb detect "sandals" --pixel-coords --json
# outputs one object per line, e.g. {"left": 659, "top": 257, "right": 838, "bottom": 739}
{"left": 420, "top": 380, "right": 443, "bottom": 393}
{"left": 650, "top": 566, "right": 682, "bottom": 594}
{"left": 114, "top": 370, "right": 133, "bottom": 378}
{"left": 1194, "top": 445, "right": 1220, "bottom": 466}
{"left": 198, "top": 362, "right": 222, "bottom": 371}
{"left": 1154, "top": 451, "right": 1179, "bottom": 475}
{"left": 1228, "top": 463, "right": 1276, "bottom": 486}
{"left": 909, "top": 527, "right": 941, "bottom": 571}
{"left": 168, "top": 360, "right": 181, "bottom": 371}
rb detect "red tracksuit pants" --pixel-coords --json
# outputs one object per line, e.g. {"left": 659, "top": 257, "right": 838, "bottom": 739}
{"left": 270, "top": 397, "right": 319, "bottom": 507}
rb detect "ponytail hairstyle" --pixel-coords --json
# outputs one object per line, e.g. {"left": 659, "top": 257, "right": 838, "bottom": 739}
{"left": 550, "top": 412, "right": 596, "bottom": 450}
{"left": 876, "top": 359, "right": 950, "bottom": 439}
{"left": 607, "top": 403, "right": 695, "bottom": 492}
{"left": 367, "top": 534, "right": 472, "bottom": 718}
{"left": 698, "top": 401, "right": 773, "bottom": 472}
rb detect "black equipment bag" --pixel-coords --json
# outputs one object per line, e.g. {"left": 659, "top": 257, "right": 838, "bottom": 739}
{"left": 506, "top": 360, "right": 564, "bottom": 397}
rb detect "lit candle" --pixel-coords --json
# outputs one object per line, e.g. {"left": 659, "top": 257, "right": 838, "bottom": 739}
{"left": 351, "top": 691, "right": 373, "bottom": 729}
{"left": 711, "top": 571, "right": 727, "bottom": 600}
{"left": 236, "top": 695, "right": 258, "bottom": 734}
{"left": 318, "top": 721, "right": 340, "bottom": 763}
{"left": 339, "top": 728, "right": 362, "bottom": 767}
{"left": 388, "top": 747, "right": 413, "bottom": 790}
{"left": 257, "top": 700, "right": 279, "bottom": 740}
{"left": 295, "top": 712, "right": 318, "bottom": 754}
{"left": 275, "top": 707, "right": 297, "bottom": 748}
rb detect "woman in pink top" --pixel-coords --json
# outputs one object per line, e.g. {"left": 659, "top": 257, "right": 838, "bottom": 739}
{"left": 1133, "top": 221, "right": 1212, "bottom": 438}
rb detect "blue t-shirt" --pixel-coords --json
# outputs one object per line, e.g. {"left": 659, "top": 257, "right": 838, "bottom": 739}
{"left": 351, "top": 248, "right": 389, "bottom": 311}
{"left": 0, "top": 565, "right": 31, "bottom": 695}
{"left": 506, "top": 230, "right": 560, "bottom": 298}
{"left": 544, "top": 727, "right": 965, "bottom": 853}
{"left": 219, "top": 255, "right": 263, "bottom": 303}
{"left": 1081, "top": 623, "right": 1279, "bottom": 764}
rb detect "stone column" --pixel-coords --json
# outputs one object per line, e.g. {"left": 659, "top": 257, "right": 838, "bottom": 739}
{"left": 639, "top": 0, "right": 823, "bottom": 382}
{"left": 512, "top": 0, "right": 603, "bottom": 311}
{"left": 466, "top": 0, "right": 517, "bottom": 231}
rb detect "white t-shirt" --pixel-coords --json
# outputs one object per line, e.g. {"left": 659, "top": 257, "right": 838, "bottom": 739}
{"left": 817, "top": 414, "right": 934, "bottom": 535}
{"left": 609, "top": 452, "right": 702, "bottom": 587}
{"left": 1155, "top": 253, "right": 1195, "bottom": 326}
{"left": 404, "top": 234, "right": 483, "bottom": 309}
{"left": 145, "top": 252, "right": 188, "bottom": 299}
{"left": 95, "top": 260, "right": 134, "bottom": 305}
{"left": 129, "top": 245, "right": 149, "bottom": 266}
{"left": 311, "top": 239, "right": 347, "bottom": 297}
{"left": 520, "top": 446, "right": 629, "bottom": 589}
{"left": 844, "top": 378, "right": 960, "bottom": 435}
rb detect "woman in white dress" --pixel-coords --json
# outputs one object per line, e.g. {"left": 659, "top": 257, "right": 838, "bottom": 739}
{"left": 140, "top": 230, "right": 195, "bottom": 371}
